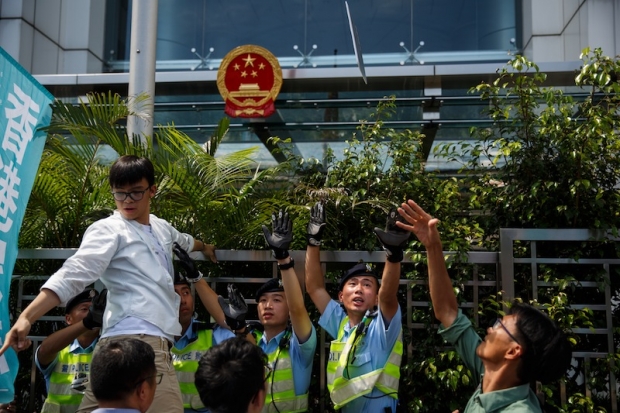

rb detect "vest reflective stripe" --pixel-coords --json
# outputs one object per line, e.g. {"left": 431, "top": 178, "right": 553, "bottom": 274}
{"left": 174, "top": 370, "right": 195, "bottom": 384}
{"left": 171, "top": 329, "right": 213, "bottom": 409}
{"left": 375, "top": 339, "right": 403, "bottom": 395}
{"left": 256, "top": 331, "right": 308, "bottom": 413}
{"left": 41, "top": 402, "right": 82, "bottom": 413}
{"left": 42, "top": 347, "right": 92, "bottom": 413}
{"left": 263, "top": 397, "right": 308, "bottom": 413}
{"left": 326, "top": 317, "right": 403, "bottom": 409}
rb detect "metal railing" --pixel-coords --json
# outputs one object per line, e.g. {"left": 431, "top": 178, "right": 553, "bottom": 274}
{"left": 13, "top": 232, "right": 619, "bottom": 412}
{"left": 500, "top": 229, "right": 619, "bottom": 412}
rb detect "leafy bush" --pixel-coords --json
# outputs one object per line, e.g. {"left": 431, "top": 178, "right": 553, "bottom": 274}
{"left": 12, "top": 49, "right": 620, "bottom": 413}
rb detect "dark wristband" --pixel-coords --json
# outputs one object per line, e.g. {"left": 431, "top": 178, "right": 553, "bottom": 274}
{"left": 277, "top": 258, "right": 295, "bottom": 270}
{"left": 235, "top": 326, "right": 250, "bottom": 336}
{"left": 385, "top": 248, "right": 404, "bottom": 263}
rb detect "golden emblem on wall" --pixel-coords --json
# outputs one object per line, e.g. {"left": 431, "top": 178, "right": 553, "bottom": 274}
{"left": 217, "top": 45, "right": 283, "bottom": 118}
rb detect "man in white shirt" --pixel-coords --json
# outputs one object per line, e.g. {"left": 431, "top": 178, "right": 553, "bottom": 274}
{"left": 0, "top": 155, "right": 217, "bottom": 413}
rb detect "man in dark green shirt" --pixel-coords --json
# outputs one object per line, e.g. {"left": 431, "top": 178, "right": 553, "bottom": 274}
{"left": 397, "top": 199, "right": 572, "bottom": 413}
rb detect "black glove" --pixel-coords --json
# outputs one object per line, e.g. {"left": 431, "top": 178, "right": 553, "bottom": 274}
{"left": 217, "top": 284, "right": 248, "bottom": 331}
{"left": 83, "top": 289, "right": 108, "bottom": 330}
{"left": 173, "top": 242, "right": 203, "bottom": 282}
{"left": 374, "top": 209, "right": 411, "bottom": 263}
{"left": 247, "top": 320, "right": 264, "bottom": 334}
{"left": 307, "top": 201, "right": 326, "bottom": 246}
{"left": 261, "top": 210, "right": 292, "bottom": 259}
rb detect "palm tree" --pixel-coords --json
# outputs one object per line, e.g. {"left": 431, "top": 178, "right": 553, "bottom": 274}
{"left": 20, "top": 92, "right": 283, "bottom": 251}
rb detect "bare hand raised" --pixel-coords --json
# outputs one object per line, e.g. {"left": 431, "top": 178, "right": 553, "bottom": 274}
{"left": 396, "top": 199, "right": 442, "bottom": 249}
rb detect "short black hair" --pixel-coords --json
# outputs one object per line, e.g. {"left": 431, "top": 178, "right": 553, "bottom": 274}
{"left": 91, "top": 338, "right": 156, "bottom": 402}
{"left": 195, "top": 337, "right": 267, "bottom": 413}
{"left": 508, "top": 302, "right": 572, "bottom": 384}
{"left": 109, "top": 155, "right": 155, "bottom": 188}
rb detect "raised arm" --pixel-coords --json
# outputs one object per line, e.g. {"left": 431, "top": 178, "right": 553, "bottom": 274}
{"left": 195, "top": 280, "right": 228, "bottom": 329}
{"left": 262, "top": 210, "right": 313, "bottom": 343}
{"left": 374, "top": 210, "right": 410, "bottom": 322}
{"left": 304, "top": 202, "right": 331, "bottom": 314}
{"left": 280, "top": 264, "right": 312, "bottom": 343}
{"left": 36, "top": 321, "right": 90, "bottom": 367}
{"left": 39, "top": 288, "right": 107, "bottom": 367}
{"left": 173, "top": 243, "right": 228, "bottom": 329}
{"left": 396, "top": 199, "right": 458, "bottom": 327}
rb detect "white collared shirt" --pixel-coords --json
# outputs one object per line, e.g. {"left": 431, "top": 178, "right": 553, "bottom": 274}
{"left": 42, "top": 211, "right": 195, "bottom": 338}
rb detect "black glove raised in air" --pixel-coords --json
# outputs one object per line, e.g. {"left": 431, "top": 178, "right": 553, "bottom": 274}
{"left": 262, "top": 210, "right": 293, "bottom": 259}
{"left": 173, "top": 242, "right": 203, "bottom": 282}
{"left": 82, "top": 289, "right": 108, "bottom": 330}
{"left": 306, "top": 201, "right": 326, "bottom": 246}
{"left": 217, "top": 284, "right": 248, "bottom": 331}
{"left": 374, "top": 209, "right": 411, "bottom": 263}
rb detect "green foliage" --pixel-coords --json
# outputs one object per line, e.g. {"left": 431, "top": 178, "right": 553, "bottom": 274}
{"left": 435, "top": 48, "right": 620, "bottom": 412}
{"left": 14, "top": 50, "right": 620, "bottom": 413}
{"left": 404, "top": 349, "right": 475, "bottom": 412}
{"left": 20, "top": 92, "right": 282, "bottom": 251}
{"left": 263, "top": 96, "right": 489, "bottom": 413}
{"left": 269, "top": 96, "right": 480, "bottom": 256}
{"left": 560, "top": 393, "right": 608, "bottom": 413}
{"left": 437, "top": 49, "right": 620, "bottom": 247}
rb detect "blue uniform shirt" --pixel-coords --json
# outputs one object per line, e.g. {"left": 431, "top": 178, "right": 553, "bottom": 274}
{"left": 173, "top": 318, "right": 235, "bottom": 351}
{"left": 258, "top": 324, "right": 317, "bottom": 396}
{"left": 319, "top": 300, "right": 402, "bottom": 413}
{"left": 174, "top": 318, "right": 235, "bottom": 413}
{"left": 35, "top": 337, "right": 99, "bottom": 392}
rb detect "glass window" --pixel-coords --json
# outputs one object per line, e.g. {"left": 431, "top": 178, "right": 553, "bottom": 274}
{"left": 105, "top": 0, "right": 517, "bottom": 71}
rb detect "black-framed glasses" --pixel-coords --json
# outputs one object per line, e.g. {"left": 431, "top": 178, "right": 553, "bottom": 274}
{"left": 493, "top": 318, "right": 521, "bottom": 345}
{"left": 111, "top": 188, "right": 149, "bottom": 202}
{"left": 133, "top": 372, "right": 163, "bottom": 388}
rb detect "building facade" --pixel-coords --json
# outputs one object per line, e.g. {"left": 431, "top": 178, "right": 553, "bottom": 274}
{"left": 1, "top": 0, "right": 619, "bottom": 169}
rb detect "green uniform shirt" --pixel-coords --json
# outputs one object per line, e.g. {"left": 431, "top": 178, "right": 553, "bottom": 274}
{"left": 438, "top": 310, "right": 542, "bottom": 413}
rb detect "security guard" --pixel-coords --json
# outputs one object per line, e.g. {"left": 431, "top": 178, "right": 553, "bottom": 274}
{"left": 305, "top": 203, "right": 407, "bottom": 413}
{"left": 170, "top": 244, "right": 245, "bottom": 413}
{"left": 36, "top": 289, "right": 106, "bottom": 413}
{"left": 257, "top": 210, "right": 317, "bottom": 413}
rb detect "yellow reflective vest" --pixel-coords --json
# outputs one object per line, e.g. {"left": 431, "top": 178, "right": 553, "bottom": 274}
{"left": 326, "top": 316, "right": 403, "bottom": 410}
{"left": 171, "top": 328, "right": 213, "bottom": 410}
{"left": 255, "top": 329, "right": 309, "bottom": 413}
{"left": 41, "top": 346, "right": 93, "bottom": 413}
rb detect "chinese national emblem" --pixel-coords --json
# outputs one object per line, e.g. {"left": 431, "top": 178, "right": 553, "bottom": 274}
{"left": 217, "top": 45, "right": 283, "bottom": 118}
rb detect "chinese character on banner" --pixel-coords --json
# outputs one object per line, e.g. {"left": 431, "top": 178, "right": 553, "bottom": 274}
{"left": 217, "top": 45, "right": 282, "bottom": 118}
{"left": 0, "top": 47, "right": 54, "bottom": 403}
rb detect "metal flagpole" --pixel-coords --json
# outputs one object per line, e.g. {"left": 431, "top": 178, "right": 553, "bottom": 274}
{"left": 127, "top": 0, "right": 158, "bottom": 144}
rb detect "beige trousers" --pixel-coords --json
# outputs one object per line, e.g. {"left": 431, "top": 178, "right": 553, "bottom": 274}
{"left": 76, "top": 334, "right": 183, "bottom": 413}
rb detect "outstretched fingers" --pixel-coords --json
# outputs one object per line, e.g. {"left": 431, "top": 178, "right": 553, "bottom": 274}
{"left": 396, "top": 199, "right": 441, "bottom": 248}
{"left": 398, "top": 199, "right": 431, "bottom": 223}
